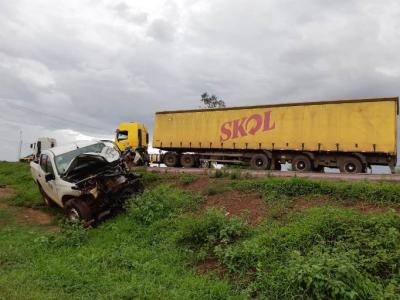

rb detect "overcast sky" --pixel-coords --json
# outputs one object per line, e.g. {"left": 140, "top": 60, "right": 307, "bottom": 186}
{"left": 1, "top": 0, "right": 399, "bottom": 161}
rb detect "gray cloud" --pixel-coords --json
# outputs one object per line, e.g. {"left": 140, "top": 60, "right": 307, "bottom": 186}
{"left": 0, "top": 0, "right": 399, "bottom": 161}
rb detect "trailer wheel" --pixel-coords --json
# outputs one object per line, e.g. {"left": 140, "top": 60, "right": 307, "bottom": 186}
{"left": 180, "top": 154, "right": 196, "bottom": 168}
{"left": 339, "top": 157, "right": 363, "bottom": 174}
{"left": 250, "top": 153, "right": 271, "bottom": 170}
{"left": 163, "top": 152, "right": 179, "bottom": 167}
{"left": 65, "top": 199, "right": 92, "bottom": 222}
{"left": 292, "top": 155, "right": 312, "bottom": 172}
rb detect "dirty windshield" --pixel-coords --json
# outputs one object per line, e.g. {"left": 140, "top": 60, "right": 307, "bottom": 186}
{"left": 55, "top": 143, "right": 106, "bottom": 174}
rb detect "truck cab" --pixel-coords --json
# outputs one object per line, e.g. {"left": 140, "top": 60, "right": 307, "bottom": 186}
{"left": 31, "top": 137, "right": 57, "bottom": 160}
{"left": 115, "top": 122, "right": 149, "bottom": 152}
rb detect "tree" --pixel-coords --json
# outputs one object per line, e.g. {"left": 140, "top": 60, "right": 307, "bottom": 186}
{"left": 200, "top": 92, "right": 226, "bottom": 108}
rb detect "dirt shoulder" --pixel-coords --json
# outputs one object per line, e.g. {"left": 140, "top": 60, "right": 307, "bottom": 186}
{"left": 0, "top": 185, "right": 58, "bottom": 231}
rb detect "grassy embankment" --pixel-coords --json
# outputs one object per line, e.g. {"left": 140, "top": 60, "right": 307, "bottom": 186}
{"left": 1, "top": 161, "right": 400, "bottom": 299}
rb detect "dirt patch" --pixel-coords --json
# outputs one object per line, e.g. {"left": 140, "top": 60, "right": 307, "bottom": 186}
{"left": 203, "top": 191, "right": 266, "bottom": 225}
{"left": 0, "top": 186, "right": 15, "bottom": 201}
{"left": 0, "top": 185, "right": 58, "bottom": 230}
{"left": 291, "top": 198, "right": 329, "bottom": 212}
{"left": 183, "top": 177, "right": 210, "bottom": 192}
{"left": 340, "top": 201, "right": 400, "bottom": 215}
{"left": 197, "top": 258, "right": 227, "bottom": 277}
{"left": 15, "top": 208, "right": 53, "bottom": 225}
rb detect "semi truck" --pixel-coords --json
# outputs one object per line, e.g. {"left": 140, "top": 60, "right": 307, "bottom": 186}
{"left": 20, "top": 137, "right": 57, "bottom": 162}
{"left": 117, "top": 97, "right": 398, "bottom": 173}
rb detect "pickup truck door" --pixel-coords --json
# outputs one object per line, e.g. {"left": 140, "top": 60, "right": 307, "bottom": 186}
{"left": 38, "top": 154, "right": 58, "bottom": 202}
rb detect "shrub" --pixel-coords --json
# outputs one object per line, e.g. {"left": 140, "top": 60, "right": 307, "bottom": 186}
{"left": 135, "top": 171, "right": 164, "bottom": 185}
{"left": 276, "top": 249, "right": 377, "bottom": 299}
{"left": 179, "top": 173, "right": 199, "bottom": 185}
{"left": 231, "top": 177, "right": 400, "bottom": 204}
{"left": 43, "top": 221, "right": 89, "bottom": 248}
{"left": 216, "top": 208, "right": 400, "bottom": 298}
{"left": 177, "top": 209, "right": 249, "bottom": 251}
{"left": 129, "top": 185, "right": 204, "bottom": 224}
{"left": 206, "top": 185, "right": 228, "bottom": 196}
{"left": 229, "top": 171, "right": 241, "bottom": 180}
{"left": 210, "top": 169, "right": 225, "bottom": 178}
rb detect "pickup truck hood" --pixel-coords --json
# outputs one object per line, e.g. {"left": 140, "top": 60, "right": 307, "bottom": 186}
{"left": 63, "top": 147, "right": 120, "bottom": 178}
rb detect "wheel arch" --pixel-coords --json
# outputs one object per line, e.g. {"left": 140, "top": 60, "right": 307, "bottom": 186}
{"left": 352, "top": 152, "right": 367, "bottom": 166}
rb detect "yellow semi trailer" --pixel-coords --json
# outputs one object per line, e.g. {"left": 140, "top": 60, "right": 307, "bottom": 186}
{"left": 152, "top": 97, "right": 398, "bottom": 173}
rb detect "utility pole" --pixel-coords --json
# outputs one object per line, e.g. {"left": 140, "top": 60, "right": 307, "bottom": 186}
{"left": 17, "top": 130, "right": 22, "bottom": 161}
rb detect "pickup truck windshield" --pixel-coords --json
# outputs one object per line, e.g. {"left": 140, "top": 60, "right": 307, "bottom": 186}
{"left": 55, "top": 143, "right": 106, "bottom": 175}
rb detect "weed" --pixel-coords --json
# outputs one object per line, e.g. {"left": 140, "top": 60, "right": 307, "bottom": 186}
{"left": 217, "top": 207, "right": 400, "bottom": 298}
{"left": 177, "top": 209, "right": 249, "bottom": 248}
{"left": 179, "top": 173, "right": 199, "bottom": 185}
{"left": 0, "top": 162, "right": 42, "bottom": 207}
{"left": 231, "top": 177, "right": 400, "bottom": 204}
{"left": 43, "top": 221, "right": 89, "bottom": 248}
{"left": 206, "top": 185, "right": 228, "bottom": 196}
{"left": 133, "top": 170, "right": 165, "bottom": 185}
{"left": 229, "top": 171, "right": 241, "bottom": 180}
{"left": 0, "top": 164, "right": 242, "bottom": 299}
{"left": 129, "top": 185, "right": 204, "bottom": 224}
{"left": 210, "top": 169, "right": 225, "bottom": 178}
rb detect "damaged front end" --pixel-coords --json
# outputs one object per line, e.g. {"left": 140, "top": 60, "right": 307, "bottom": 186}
{"left": 62, "top": 148, "right": 143, "bottom": 222}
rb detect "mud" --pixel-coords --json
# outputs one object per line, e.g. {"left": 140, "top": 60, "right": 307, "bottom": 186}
{"left": 183, "top": 177, "right": 210, "bottom": 192}
{"left": 203, "top": 191, "right": 266, "bottom": 225}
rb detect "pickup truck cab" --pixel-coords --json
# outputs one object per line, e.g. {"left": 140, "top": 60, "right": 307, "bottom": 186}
{"left": 31, "top": 140, "right": 142, "bottom": 223}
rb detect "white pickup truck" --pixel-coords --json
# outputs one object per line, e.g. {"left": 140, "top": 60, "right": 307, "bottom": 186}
{"left": 30, "top": 140, "right": 143, "bottom": 223}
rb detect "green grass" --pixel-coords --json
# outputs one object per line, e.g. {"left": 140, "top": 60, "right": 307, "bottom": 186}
{"left": 0, "top": 184, "right": 242, "bottom": 299}
{"left": 0, "top": 161, "right": 42, "bottom": 207}
{"left": 231, "top": 177, "right": 400, "bottom": 204}
{"left": 179, "top": 173, "right": 200, "bottom": 185}
{"left": 1, "top": 162, "right": 400, "bottom": 299}
{"left": 215, "top": 208, "right": 400, "bottom": 299}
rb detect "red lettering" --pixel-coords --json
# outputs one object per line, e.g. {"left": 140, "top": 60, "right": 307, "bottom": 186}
{"left": 232, "top": 118, "right": 248, "bottom": 139}
{"left": 245, "top": 114, "right": 262, "bottom": 135}
{"left": 220, "top": 111, "right": 275, "bottom": 141}
{"left": 220, "top": 121, "right": 232, "bottom": 142}
{"left": 263, "top": 111, "right": 275, "bottom": 131}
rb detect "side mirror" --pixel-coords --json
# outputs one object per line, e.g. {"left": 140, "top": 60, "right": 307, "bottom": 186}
{"left": 45, "top": 173, "right": 55, "bottom": 182}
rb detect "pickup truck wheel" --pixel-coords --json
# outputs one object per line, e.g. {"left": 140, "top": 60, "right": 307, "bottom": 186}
{"left": 38, "top": 184, "right": 57, "bottom": 208}
{"left": 65, "top": 200, "right": 92, "bottom": 222}
{"left": 292, "top": 155, "right": 312, "bottom": 172}
{"left": 250, "top": 153, "right": 271, "bottom": 170}
{"left": 163, "top": 152, "right": 179, "bottom": 167}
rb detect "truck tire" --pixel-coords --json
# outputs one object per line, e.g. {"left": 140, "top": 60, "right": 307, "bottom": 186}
{"left": 164, "top": 152, "right": 179, "bottom": 167}
{"left": 339, "top": 157, "right": 363, "bottom": 174}
{"left": 180, "top": 154, "right": 196, "bottom": 168}
{"left": 64, "top": 199, "right": 92, "bottom": 222}
{"left": 292, "top": 155, "right": 312, "bottom": 172}
{"left": 250, "top": 153, "right": 271, "bottom": 170}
